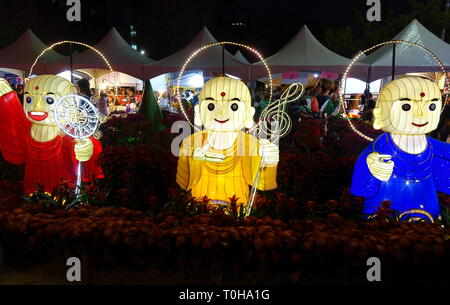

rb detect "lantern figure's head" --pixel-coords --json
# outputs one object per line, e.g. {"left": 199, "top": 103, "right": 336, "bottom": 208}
{"left": 24, "top": 75, "right": 77, "bottom": 126}
{"left": 373, "top": 76, "right": 442, "bottom": 135}
{"left": 194, "top": 76, "right": 255, "bottom": 132}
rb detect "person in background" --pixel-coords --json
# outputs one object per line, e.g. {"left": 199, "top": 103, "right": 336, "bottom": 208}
{"left": 316, "top": 87, "right": 330, "bottom": 109}
{"left": 310, "top": 88, "right": 320, "bottom": 115}
{"left": 128, "top": 88, "right": 136, "bottom": 104}
{"left": 320, "top": 92, "right": 341, "bottom": 118}
{"left": 15, "top": 84, "right": 24, "bottom": 104}
{"left": 118, "top": 88, "right": 127, "bottom": 106}
{"left": 136, "top": 90, "right": 142, "bottom": 103}
{"left": 97, "top": 91, "right": 109, "bottom": 116}
{"left": 77, "top": 78, "right": 91, "bottom": 98}
{"left": 259, "top": 92, "right": 270, "bottom": 116}
{"left": 362, "top": 92, "right": 376, "bottom": 122}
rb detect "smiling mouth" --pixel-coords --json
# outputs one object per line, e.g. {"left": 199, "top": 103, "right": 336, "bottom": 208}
{"left": 412, "top": 122, "right": 428, "bottom": 127}
{"left": 214, "top": 119, "right": 229, "bottom": 124}
{"left": 28, "top": 112, "right": 48, "bottom": 121}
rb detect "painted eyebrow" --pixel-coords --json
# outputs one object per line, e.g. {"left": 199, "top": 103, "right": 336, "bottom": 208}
{"left": 231, "top": 98, "right": 241, "bottom": 101}
{"left": 400, "top": 98, "right": 411, "bottom": 101}
{"left": 431, "top": 98, "right": 439, "bottom": 101}
{"left": 46, "top": 92, "right": 55, "bottom": 95}
{"left": 205, "top": 97, "right": 214, "bottom": 101}
{"left": 24, "top": 92, "right": 29, "bottom": 94}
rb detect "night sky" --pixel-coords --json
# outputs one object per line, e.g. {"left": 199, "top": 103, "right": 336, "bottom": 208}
{"left": 0, "top": 0, "right": 436, "bottom": 61}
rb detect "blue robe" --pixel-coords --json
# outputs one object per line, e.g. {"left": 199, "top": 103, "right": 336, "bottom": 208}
{"left": 351, "top": 133, "right": 450, "bottom": 219}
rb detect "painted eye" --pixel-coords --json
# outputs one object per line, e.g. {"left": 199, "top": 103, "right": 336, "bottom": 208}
{"left": 230, "top": 103, "right": 239, "bottom": 111}
{"left": 429, "top": 103, "right": 436, "bottom": 111}
{"left": 46, "top": 97, "right": 54, "bottom": 105}
{"left": 207, "top": 103, "right": 215, "bottom": 111}
{"left": 26, "top": 96, "right": 33, "bottom": 104}
{"left": 401, "top": 104, "right": 411, "bottom": 111}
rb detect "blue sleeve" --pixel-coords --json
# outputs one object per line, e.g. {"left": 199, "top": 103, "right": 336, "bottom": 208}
{"left": 430, "top": 138, "right": 450, "bottom": 194}
{"left": 350, "top": 144, "right": 381, "bottom": 198}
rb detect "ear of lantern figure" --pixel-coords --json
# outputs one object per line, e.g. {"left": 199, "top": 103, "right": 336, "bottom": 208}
{"left": 244, "top": 106, "right": 256, "bottom": 129}
{"left": 194, "top": 104, "right": 202, "bottom": 126}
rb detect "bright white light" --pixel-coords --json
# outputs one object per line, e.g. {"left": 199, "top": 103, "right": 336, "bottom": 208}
{"left": 344, "top": 78, "right": 381, "bottom": 94}
{"left": 140, "top": 50, "right": 145, "bottom": 55}
{"left": 57, "top": 71, "right": 82, "bottom": 81}
{"left": 313, "top": 73, "right": 319, "bottom": 78}
{"left": 225, "top": 73, "right": 241, "bottom": 80}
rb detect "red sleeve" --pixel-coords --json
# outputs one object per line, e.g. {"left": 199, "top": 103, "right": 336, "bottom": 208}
{"left": 0, "top": 91, "right": 31, "bottom": 164}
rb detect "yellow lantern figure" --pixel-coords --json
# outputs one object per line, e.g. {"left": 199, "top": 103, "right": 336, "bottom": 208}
{"left": 351, "top": 76, "right": 450, "bottom": 220}
{"left": 0, "top": 75, "right": 103, "bottom": 194}
{"left": 176, "top": 76, "right": 278, "bottom": 206}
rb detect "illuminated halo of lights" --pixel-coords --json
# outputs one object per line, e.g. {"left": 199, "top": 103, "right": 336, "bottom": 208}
{"left": 398, "top": 209, "right": 434, "bottom": 223}
{"left": 28, "top": 40, "right": 114, "bottom": 78}
{"left": 176, "top": 42, "right": 272, "bottom": 131}
{"left": 339, "top": 40, "right": 448, "bottom": 142}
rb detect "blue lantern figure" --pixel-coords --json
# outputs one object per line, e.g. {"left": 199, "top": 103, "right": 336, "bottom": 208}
{"left": 351, "top": 77, "right": 450, "bottom": 221}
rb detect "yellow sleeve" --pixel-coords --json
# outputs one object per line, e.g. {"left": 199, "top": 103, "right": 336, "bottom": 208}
{"left": 176, "top": 140, "right": 190, "bottom": 190}
{"left": 176, "top": 132, "right": 204, "bottom": 191}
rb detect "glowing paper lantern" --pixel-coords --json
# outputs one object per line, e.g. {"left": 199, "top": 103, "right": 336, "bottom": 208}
{"left": 0, "top": 75, "right": 103, "bottom": 194}
{"left": 350, "top": 76, "right": 450, "bottom": 221}
{"left": 176, "top": 76, "right": 279, "bottom": 206}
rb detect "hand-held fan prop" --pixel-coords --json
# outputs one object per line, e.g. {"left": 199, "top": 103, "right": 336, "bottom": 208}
{"left": 28, "top": 41, "right": 112, "bottom": 194}
{"left": 53, "top": 94, "right": 103, "bottom": 193}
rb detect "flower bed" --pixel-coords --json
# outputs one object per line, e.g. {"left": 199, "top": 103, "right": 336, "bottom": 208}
{"left": 1, "top": 197, "right": 450, "bottom": 284}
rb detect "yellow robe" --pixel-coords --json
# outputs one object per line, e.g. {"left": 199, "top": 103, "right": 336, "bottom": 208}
{"left": 176, "top": 130, "right": 277, "bottom": 206}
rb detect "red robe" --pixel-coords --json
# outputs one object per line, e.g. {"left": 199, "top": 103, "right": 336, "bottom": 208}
{"left": 0, "top": 91, "right": 103, "bottom": 194}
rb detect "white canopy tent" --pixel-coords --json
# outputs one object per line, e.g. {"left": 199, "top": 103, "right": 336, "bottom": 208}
{"left": 356, "top": 19, "right": 450, "bottom": 82}
{"left": 48, "top": 27, "right": 154, "bottom": 80}
{"left": 150, "top": 70, "right": 205, "bottom": 93}
{"left": 0, "top": 29, "right": 64, "bottom": 75}
{"left": 144, "top": 27, "right": 249, "bottom": 80}
{"left": 251, "top": 25, "right": 366, "bottom": 80}
{"left": 234, "top": 50, "right": 250, "bottom": 64}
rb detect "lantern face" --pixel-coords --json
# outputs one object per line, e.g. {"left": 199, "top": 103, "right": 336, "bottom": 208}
{"left": 373, "top": 77, "right": 441, "bottom": 135}
{"left": 195, "top": 77, "right": 255, "bottom": 131}
{"left": 23, "top": 75, "right": 77, "bottom": 126}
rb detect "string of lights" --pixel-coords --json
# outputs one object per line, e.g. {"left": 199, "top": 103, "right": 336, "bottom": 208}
{"left": 339, "top": 40, "right": 448, "bottom": 142}
{"left": 176, "top": 42, "right": 272, "bottom": 131}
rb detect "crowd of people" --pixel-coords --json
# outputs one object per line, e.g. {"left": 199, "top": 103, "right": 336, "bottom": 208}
{"left": 76, "top": 79, "right": 143, "bottom": 116}
{"left": 253, "top": 83, "right": 342, "bottom": 122}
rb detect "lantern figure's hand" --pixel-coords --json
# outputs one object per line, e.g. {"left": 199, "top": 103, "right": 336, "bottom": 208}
{"left": 0, "top": 79, "right": 13, "bottom": 96}
{"left": 366, "top": 152, "right": 394, "bottom": 181}
{"left": 74, "top": 138, "right": 94, "bottom": 162}
{"left": 193, "top": 143, "right": 225, "bottom": 162}
{"left": 258, "top": 139, "right": 279, "bottom": 167}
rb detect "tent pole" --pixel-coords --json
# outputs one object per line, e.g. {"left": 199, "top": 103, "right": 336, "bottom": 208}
{"left": 391, "top": 44, "right": 396, "bottom": 81}
{"left": 366, "top": 65, "right": 372, "bottom": 92}
{"left": 70, "top": 43, "right": 74, "bottom": 84}
{"left": 222, "top": 44, "right": 225, "bottom": 76}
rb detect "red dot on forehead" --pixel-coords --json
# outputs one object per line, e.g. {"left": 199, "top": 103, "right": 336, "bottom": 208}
{"left": 220, "top": 91, "right": 226, "bottom": 97}
{"left": 35, "top": 86, "right": 39, "bottom": 90}
{"left": 420, "top": 92, "right": 425, "bottom": 97}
